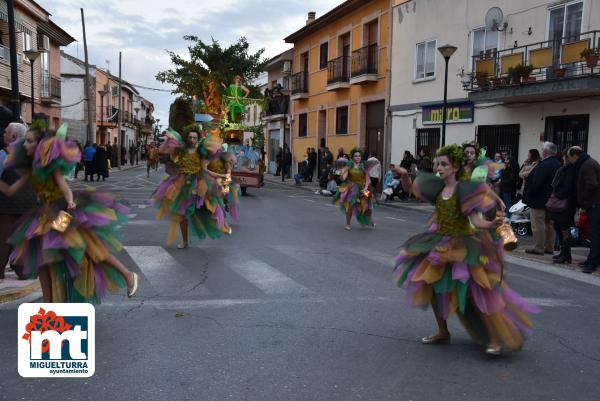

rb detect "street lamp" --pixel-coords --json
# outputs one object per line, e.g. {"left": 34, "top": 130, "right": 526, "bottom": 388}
{"left": 437, "top": 44, "right": 457, "bottom": 147}
{"left": 98, "top": 87, "right": 107, "bottom": 144}
{"left": 23, "top": 49, "right": 41, "bottom": 122}
{"left": 134, "top": 106, "right": 141, "bottom": 143}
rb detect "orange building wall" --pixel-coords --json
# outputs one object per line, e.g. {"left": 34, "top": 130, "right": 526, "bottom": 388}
{"left": 290, "top": 0, "right": 391, "bottom": 162}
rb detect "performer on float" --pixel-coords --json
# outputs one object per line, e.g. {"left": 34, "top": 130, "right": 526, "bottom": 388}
{"left": 207, "top": 144, "right": 240, "bottom": 221}
{"left": 221, "top": 75, "right": 250, "bottom": 123}
{"left": 153, "top": 128, "right": 230, "bottom": 249}
{"left": 333, "top": 150, "right": 374, "bottom": 230}
{"left": 0, "top": 124, "right": 138, "bottom": 303}
{"left": 392, "top": 144, "right": 538, "bottom": 355}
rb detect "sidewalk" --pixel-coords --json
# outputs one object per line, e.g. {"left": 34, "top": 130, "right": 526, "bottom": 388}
{"left": 0, "top": 269, "right": 40, "bottom": 304}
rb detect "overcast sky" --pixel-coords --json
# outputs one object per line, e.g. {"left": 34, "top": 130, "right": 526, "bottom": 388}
{"left": 39, "top": 0, "right": 341, "bottom": 126}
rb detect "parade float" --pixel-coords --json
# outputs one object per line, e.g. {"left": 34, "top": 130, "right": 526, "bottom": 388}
{"left": 195, "top": 77, "right": 265, "bottom": 195}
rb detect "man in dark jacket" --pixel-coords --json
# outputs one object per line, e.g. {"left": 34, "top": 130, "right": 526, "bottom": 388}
{"left": 500, "top": 156, "right": 519, "bottom": 217}
{"left": 523, "top": 142, "right": 561, "bottom": 255}
{"left": 567, "top": 146, "right": 600, "bottom": 273}
{"left": 0, "top": 123, "right": 38, "bottom": 280}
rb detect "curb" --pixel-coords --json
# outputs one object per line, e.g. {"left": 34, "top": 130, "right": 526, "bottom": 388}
{"left": 264, "top": 177, "right": 434, "bottom": 215}
{"left": 0, "top": 280, "right": 40, "bottom": 304}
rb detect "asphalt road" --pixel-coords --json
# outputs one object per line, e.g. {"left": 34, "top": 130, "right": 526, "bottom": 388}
{"left": 1, "top": 165, "right": 600, "bottom": 401}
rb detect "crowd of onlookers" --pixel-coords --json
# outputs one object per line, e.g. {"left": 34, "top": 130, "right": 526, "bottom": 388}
{"left": 74, "top": 140, "right": 146, "bottom": 181}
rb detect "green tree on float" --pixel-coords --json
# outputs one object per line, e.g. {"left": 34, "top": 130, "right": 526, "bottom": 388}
{"left": 156, "top": 36, "right": 267, "bottom": 114}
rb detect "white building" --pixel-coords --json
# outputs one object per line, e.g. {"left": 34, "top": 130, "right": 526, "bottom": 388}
{"left": 389, "top": 0, "right": 600, "bottom": 164}
{"left": 263, "top": 50, "right": 293, "bottom": 174}
{"left": 243, "top": 72, "right": 268, "bottom": 145}
{"left": 60, "top": 51, "right": 95, "bottom": 143}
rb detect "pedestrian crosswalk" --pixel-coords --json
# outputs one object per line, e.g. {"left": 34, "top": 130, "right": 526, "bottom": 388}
{"left": 0, "top": 243, "right": 587, "bottom": 310}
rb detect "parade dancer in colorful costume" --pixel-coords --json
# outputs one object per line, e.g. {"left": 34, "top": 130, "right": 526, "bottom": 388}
{"left": 207, "top": 144, "right": 240, "bottom": 221}
{"left": 153, "top": 129, "right": 230, "bottom": 249}
{"left": 392, "top": 144, "right": 539, "bottom": 355}
{"left": 333, "top": 150, "right": 374, "bottom": 230}
{"left": 0, "top": 125, "right": 138, "bottom": 303}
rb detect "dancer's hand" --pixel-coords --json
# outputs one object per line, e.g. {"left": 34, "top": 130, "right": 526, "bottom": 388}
{"left": 490, "top": 216, "right": 503, "bottom": 229}
{"left": 67, "top": 201, "right": 76, "bottom": 211}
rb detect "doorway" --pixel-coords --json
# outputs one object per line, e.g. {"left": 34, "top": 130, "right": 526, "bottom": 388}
{"left": 545, "top": 114, "right": 589, "bottom": 152}
{"left": 365, "top": 100, "right": 385, "bottom": 162}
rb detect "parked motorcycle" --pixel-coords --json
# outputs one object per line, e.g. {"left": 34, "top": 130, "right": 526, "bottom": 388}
{"left": 509, "top": 200, "right": 531, "bottom": 236}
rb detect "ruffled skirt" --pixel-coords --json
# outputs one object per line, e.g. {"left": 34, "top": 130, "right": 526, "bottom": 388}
{"left": 394, "top": 230, "right": 539, "bottom": 351}
{"left": 152, "top": 171, "right": 228, "bottom": 244}
{"left": 9, "top": 191, "right": 130, "bottom": 303}
{"left": 333, "top": 181, "right": 374, "bottom": 226}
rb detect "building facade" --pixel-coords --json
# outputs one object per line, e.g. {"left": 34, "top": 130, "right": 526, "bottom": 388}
{"left": 389, "top": 0, "right": 600, "bottom": 164}
{"left": 284, "top": 0, "right": 392, "bottom": 170}
{"left": 60, "top": 51, "right": 95, "bottom": 143}
{"left": 0, "top": 0, "right": 74, "bottom": 126}
{"left": 263, "top": 49, "right": 292, "bottom": 174}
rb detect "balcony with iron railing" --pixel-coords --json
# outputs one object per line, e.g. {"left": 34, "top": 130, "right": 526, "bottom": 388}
{"left": 41, "top": 74, "right": 61, "bottom": 103}
{"left": 290, "top": 71, "right": 309, "bottom": 100}
{"left": 350, "top": 44, "right": 378, "bottom": 84}
{"left": 465, "top": 30, "right": 600, "bottom": 103}
{"left": 327, "top": 56, "right": 350, "bottom": 90}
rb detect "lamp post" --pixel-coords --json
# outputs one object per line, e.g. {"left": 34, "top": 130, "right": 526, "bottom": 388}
{"left": 98, "top": 87, "right": 107, "bottom": 144}
{"left": 134, "top": 106, "right": 140, "bottom": 143}
{"left": 437, "top": 44, "right": 457, "bottom": 147}
{"left": 23, "top": 49, "right": 41, "bottom": 123}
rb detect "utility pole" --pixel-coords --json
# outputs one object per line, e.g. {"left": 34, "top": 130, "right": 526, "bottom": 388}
{"left": 7, "top": 0, "right": 20, "bottom": 121}
{"left": 81, "top": 8, "right": 93, "bottom": 143}
{"left": 117, "top": 51, "right": 122, "bottom": 170}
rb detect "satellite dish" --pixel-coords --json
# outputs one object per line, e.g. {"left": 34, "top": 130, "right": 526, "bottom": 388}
{"left": 485, "top": 7, "right": 507, "bottom": 31}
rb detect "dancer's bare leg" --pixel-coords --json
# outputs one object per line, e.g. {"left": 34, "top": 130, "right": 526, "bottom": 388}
{"left": 178, "top": 219, "right": 189, "bottom": 248}
{"left": 421, "top": 295, "right": 450, "bottom": 343}
{"left": 105, "top": 254, "right": 135, "bottom": 288}
{"left": 38, "top": 266, "right": 52, "bottom": 302}
{"left": 345, "top": 208, "right": 352, "bottom": 230}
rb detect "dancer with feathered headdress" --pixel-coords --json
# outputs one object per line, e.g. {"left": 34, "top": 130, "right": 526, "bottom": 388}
{"left": 392, "top": 144, "right": 539, "bottom": 355}
{"left": 333, "top": 149, "right": 374, "bottom": 230}
{"left": 0, "top": 123, "right": 138, "bottom": 303}
{"left": 152, "top": 127, "right": 230, "bottom": 248}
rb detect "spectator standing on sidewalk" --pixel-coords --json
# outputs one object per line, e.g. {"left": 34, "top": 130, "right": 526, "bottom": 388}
{"left": 307, "top": 147, "right": 317, "bottom": 182}
{"left": 523, "top": 142, "right": 561, "bottom": 255}
{"left": 518, "top": 149, "right": 541, "bottom": 197}
{"left": 83, "top": 141, "right": 96, "bottom": 181}
{"left": 547, "top": 150, "right": 577, "bottom": 265}
{"left": 92, "top": 144, "right": 109, "bottom": 181}
{"left": 0, "top": 122, "right": 37, "bottom": 281}
{"left": 105, "top": 141, "right": 113, "bottom": 170}
{"left": 416, "top": 147, "right": 433, "bottom": 173}
{"left": 500, "top": 155, "right": 519, "bottom": 217}
{"left": 567, "top": 146, "right": 600, "bottom": 273}
{"left": 367, "top": 152, "right": 381, "bottom": 200}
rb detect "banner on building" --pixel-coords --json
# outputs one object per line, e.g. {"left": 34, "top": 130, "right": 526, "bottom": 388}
{"left": 422, "top": 102, "right": 474, "bottom": 125}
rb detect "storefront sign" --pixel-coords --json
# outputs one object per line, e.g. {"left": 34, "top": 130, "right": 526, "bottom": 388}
{"left": 422, "top": 102, "right": 474, "bottom": 125}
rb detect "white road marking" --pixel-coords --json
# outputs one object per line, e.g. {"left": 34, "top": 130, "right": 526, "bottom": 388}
{"left": 124, "top": 246, "right": 210, "bottom": 296}
{"left": 136, "top": 205, "right": 148, "bottom": 209}
{"left": 384, "top": 216, "right": 406, "bottom": 222}
{"left": 224, "top": 256, "right": 310, "bottom": 295}
{"left": 505, "top": 255, "right": 600, "bottom": 288}
{"left": 344, "top": 246, "right": 395, "bottom": 267}
{"left": 304, "top": 199, "right": 316, "bottom": 203}
{"left": 127, "top": 214, "right": 137, "bottom": 219}
{"left": 524, "top": 297, "right": 580, "bottom": 307}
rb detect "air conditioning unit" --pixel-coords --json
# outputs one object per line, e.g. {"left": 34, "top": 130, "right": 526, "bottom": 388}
{"left": 282, "top": 60, "right": 291, "bottom": 73}
{"left": 37, "top": 34, "right": 50, "bottom": 51}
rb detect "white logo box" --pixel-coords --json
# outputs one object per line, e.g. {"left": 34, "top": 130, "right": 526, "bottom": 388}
{"left": 18, "top": 303, "right": 95, "bottom": 378}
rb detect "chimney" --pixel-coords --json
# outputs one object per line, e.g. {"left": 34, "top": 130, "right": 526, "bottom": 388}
{"left": 306, "top": 11, "right": 316, "bottom": 25}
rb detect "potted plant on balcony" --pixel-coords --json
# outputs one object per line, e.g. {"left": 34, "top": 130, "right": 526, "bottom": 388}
{"left": 475, "top": 72, "right": 489, "bottom": 89}
{"left": 507, "top": 66, "right": 520, "bottom": 84}
{"left": 553, "top": 66, "right": 567, "bottom": 78}
{"left": 520, "top": 64, "right": 534, "bottom": 82}
{"left": 580, "top": 48, "right": 599, "bottom": 68}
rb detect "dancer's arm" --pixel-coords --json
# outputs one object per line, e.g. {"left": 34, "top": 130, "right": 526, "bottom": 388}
{"left": 201, "top": 159, "right": 227, "bottom": 179}
{"left": 242, "top": 85, "right": 250, "bottom": 98}
{"left": 469, "top": 212, "right": 503, "bottom": 230}
{"left": 340, "top": 166, "right": 349, "bottom": 181}
{"left": 158, "top": 140, "right": 174, "bottom": 155}
{"left": 0, "top": 173, "right": 30, "bottom": 197}
{"left": 53, "top": 170, "right": 76, "bottom": 210}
